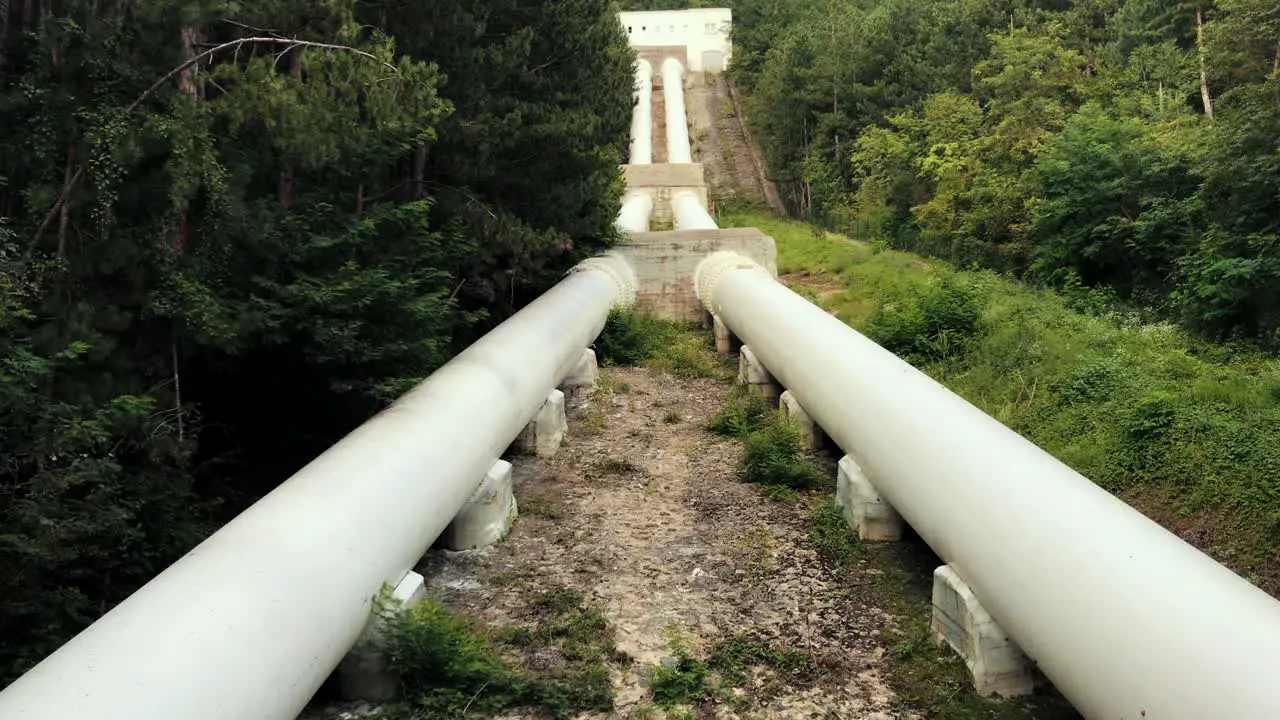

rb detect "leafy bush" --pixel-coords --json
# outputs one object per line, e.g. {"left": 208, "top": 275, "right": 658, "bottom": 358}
{"left": 740, "top": 413, "right": 824, "bottom": 489}
{"left": 650, "top": 650, "right": 711, "bottom": 706}
{"left": 382, "top": 600, "right": 522, "bottom": 716}
{"left": 594, "top": 309, "right": 727, "bottom": 379}
{"left": 595, "top": 308, "right": 672, "bottom": 366}
{"left": 707, "top": 387, "right": 771, "bottom": 436}
{"left": 381, "top": 587, "right": 624, "bottom": 719}
{"left": 863, "top": 274, "right": 983, "bottom": 365}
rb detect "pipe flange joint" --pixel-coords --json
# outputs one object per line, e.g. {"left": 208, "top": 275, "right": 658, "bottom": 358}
{"left": 572, "top": 252, "right": 638, "bottom": 308}
{"left": 694, "top": 251, "right": 765, "bottom": 310}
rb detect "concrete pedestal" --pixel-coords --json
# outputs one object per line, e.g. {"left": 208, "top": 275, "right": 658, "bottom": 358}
{"left": 559, "top": 349, "right": 600, "bottom": 400}
{"left": 780, "top": 390, "right": 821, "bottom": 450}
{"left": 337, "top": 570, "right": 427, "bottom": 702}
{"left": 737, "top": 345, "right": 779, "bottom": 404}
{"left": 515, "top": 389, "right": 567, "bottom": 457}
{"left": 931, "top": 565, "right": 1034, "bottom": 698}
{"left": 835, "top": 455, "right": 903, "bottom": 541}
{"left": 712, "top": 314, "right": 739, "bottom": 355}
{"left": 441, "top": 460, "right": 518, "bottom": 550}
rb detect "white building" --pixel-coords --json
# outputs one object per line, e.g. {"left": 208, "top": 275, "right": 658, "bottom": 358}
{"left": 619, "top": 8, "right": 732, "bottom": 73}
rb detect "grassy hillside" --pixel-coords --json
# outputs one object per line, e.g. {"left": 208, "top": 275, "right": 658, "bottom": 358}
{"left": 717, "top": 206, "right": 1280, "bottom": 595}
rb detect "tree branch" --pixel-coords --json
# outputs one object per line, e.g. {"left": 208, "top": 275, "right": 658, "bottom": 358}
{"left": 26, "top": 36, "right": 398, "bottom": 258}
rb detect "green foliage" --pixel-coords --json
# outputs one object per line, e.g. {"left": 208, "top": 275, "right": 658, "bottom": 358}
{"left": 710, "top": 386, "right": 823, "bottom": 490}
{"left": 808, "top": 505, "right": 862, "bottom": 578}
{"left": 382, "top": 600, "right": 523, "bottom": 716}
{"left": 0, "top": 0, "right": 634, "bottom": 686}
{"left": 707, "top": 386, "right": 771, "bottom": 436}
{"left": 863, "top": 275, "right": 983, "bottom": 365}
{"left": 594, "top": 309, "right": 729, "bottom": 379}
{"left": 381, "top": 586, "right": 624, "bottom": 719}
{"left": 733, "top": 0, "right": 1280, "bottom": 346}
{"left": 650, "top": 650, "right": 711, "bottom": 707}
{"left": 740, "top": 411, "right": 824, "bottom": 489}
{"left": 708, "top": 631, "right": 817, "bottom": 687}
{"left": 647, "top": 630, "right": 822, "bottom": 709}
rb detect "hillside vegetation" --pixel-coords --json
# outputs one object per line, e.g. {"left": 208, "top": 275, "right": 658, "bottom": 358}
{"left": 725, "top": 0, "right": 1280, "bottom": 350}
{"left": 719, "top": 206, "right": 1280, "bottom": 595}
{"left": 0, "top": 0, "right": 633, "bottom": 685}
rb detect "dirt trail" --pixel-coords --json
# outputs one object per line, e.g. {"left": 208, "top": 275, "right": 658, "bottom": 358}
{"left": 422, "top": 368, "right": 898, "bottom": 719}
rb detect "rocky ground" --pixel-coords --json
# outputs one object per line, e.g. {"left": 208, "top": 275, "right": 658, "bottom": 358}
{"left": 415, "top": 367, "right": 900, "bottom": 719}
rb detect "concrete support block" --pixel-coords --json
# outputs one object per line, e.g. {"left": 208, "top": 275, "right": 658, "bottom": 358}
{"left": 337, "top": 570, "right": 427, "bottom": 702}
{"left": 559, "top": 349, "right": 599, "bottom": 400}
{"left": 737, "top": 345, "right": 779, "bottom": 403}
{"left": 779, "top": 390, "right": 821, "bottom": 451}
{"left": 835, "top": 455, "right": 903, "bottom": 541}
{"left": 931, "top": 565, "right": 1034, "bottom": 698}
{"left": 441, "top": 460, "right": 518, "bottom": 550}
{"left": 712, "top": 314, "right": 739, "bottom": 355}
{"left": 515, "top": 389, "right": 567, "bottom": 457}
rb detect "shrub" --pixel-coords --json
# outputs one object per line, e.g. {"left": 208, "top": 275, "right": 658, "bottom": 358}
{"left": 863, "top": 274, "right": 982, "bottom": 364}
{"left": 707, "top": 388, "right": 771, "bottom": 436}
{"left": 740, "top": 411, "right": 824, "bottom": 489}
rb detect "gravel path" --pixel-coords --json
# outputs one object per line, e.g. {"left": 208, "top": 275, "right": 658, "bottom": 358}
{"left": 422, "top": 368, "right": 899, "bottom": 719}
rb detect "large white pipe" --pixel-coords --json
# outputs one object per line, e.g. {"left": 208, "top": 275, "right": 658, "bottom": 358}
{"left": 630, "top": 59, "right": 653, "bottom": 165}
{"left": 695, "top": 253, "right": 1280, "bottom": 720}
{"left": 661, "top": 57, "right": 692, "bottom": 164}
{"left": 672, "top": 190, "right": 717, "bottom": 230}
{"left": 616, "top": 190, "right": 653, "bottom": 233}
{"left": 0, "top": 254, "right": 638, "bottom": 720}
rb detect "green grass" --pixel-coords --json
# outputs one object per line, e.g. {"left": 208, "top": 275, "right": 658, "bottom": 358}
{"left": 378, "top": 586, "right": 628, "bottom": 719}
{"left": 645, "top": 629, "right": 823, "bottom": 711}
{"left": 594, "top": 308, "right": 733, "bottom": 381}
{"left": 721, "top": 207, "right": 1280, "bottom": 594}
{"left": 708, "top": 386, "right": 825, "bottom": 492}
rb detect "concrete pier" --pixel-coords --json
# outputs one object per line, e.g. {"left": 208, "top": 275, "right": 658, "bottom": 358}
{"left": 737, "top": 345, "right": 779, "bottom": 404}
{"left": 931, "top": 565, "right": 1034, "bottom": 698}
{"left": 780, "top": 390, "right": 822, "bottom": 451}
{"left": 515, "top": 389, "right": 568, "bottom": 458}
{"left": 835, "top": 455, "right": 903, "bottom": 541}
{"left": 336, "top": 570, "right": 428, "bottom": 702}
{"left": 559, "top": 349, "right": 600, "bottom": 400}
{"left": 441, "top": 460, "right": 518, "bottom": 551}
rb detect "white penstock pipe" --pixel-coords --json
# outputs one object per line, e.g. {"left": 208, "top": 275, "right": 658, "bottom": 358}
{"left": 661, "top": 57, "right": 692, "bottom": 164}
{"left": 695, "top": 251, "right": 1280, "bottom": 720}
{"left": 630, "top": 59, "right": 653, "bottom": 165}
{"left": 0, "top": 253, "right": 638, "bottom": 720}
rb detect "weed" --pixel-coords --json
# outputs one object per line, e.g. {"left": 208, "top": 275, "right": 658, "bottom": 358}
{"left": 709, "top": 631, "right": 819, "bottom": 687}
{"left": 593, "top": 308, "right": 730, "bottom": 380}
{"left": 740, "top": 412, "right": 824, "bottom": 489}
{"left": 808, "top": 505, "right": 861, "bottom": 577}
{"left": 763, "top": 484, "right": 799, "bottom": 502}
{"left": 707, "top": 387, "right": 770, "bottom": 436}
{"left": 650, "top": 650, "right": 711, "bottom": 706}
{"left": 662, "top": 410, "right": 682, "bottom": 424}
{"left": 594, "top": 456, "right": 641, "bottom": 476}
{"left": 377, "top": 582, "right": 631, "bottom": 719}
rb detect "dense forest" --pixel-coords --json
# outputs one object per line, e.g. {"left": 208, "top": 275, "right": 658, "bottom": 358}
{"left": 721, "top": 0, "right": 1280, "bottom": 348}
{"left": 0, "top": 0, "right": 633, "bottom": 684}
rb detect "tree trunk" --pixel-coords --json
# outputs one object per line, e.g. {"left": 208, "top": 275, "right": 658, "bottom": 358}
{"left": 278, "top": 50, "right": 304, "bottom": 209}
{"left": 1197, "top": 5, "right": 1215, "bottom": 120}
{"left": 57, "top": 142, "right": 73, "bottom": 255}
{"left": 170, "top": 25, "right": 202, "bottom": 253}
{"left": 412, "top": 144, "right": 428, "bottom": 196}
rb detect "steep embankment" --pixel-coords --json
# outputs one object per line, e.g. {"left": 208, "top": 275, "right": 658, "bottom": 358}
{"left": 717, "top": 208, "right": 1280, "bottom": 599}
{"left": 688, "top": 75, "right": 784, "bottom": 215}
